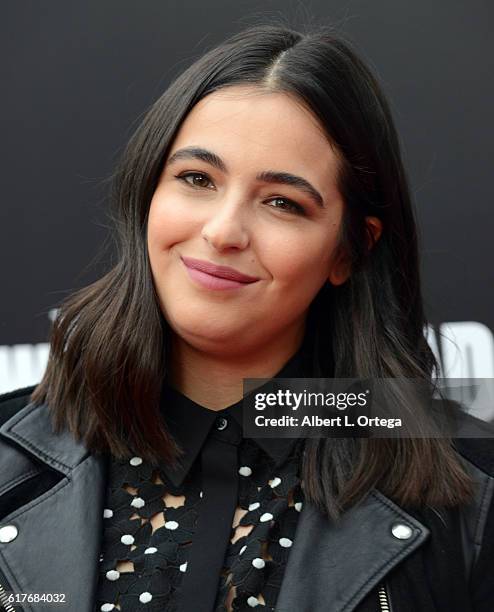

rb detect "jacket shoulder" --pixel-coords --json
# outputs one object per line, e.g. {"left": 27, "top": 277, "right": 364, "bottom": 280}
{"left": 0, "top": 385, "right": 38, "bottom": 427}
{"left": 454, "top": 436, "right": 494, "bottom": 477}
{"left": 431, "top": 398, "right": 494, "bottom": 477}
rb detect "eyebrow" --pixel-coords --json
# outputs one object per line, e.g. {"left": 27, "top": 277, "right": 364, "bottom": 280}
{"left": 166, "top": 146, "right": 325, "bottom": 208}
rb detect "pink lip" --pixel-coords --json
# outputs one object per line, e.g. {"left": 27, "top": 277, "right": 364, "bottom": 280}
{"left": 181, "top": 256, "right": 260, "bottom": 291}
{"left": 181, "top": 256, "right": 259, "bottom": 282}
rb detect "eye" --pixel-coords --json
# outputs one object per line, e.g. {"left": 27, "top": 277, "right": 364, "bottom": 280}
{"left": 265, "top": 197, "right": 306, "bottom": 216}
{"left": 175, "top": 171, "right": 214, "bottom": 189}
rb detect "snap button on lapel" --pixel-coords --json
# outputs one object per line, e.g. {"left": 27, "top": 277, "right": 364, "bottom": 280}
{"left": 0, "top": 524, "right": 18, "bottom": 542}
{"left": 391, "top": 522, "right": 413, "bottom": 539}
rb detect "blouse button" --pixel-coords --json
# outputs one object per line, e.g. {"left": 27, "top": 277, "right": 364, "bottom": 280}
{"left": 216, "top": 416, "right": 228, "bottom": 431}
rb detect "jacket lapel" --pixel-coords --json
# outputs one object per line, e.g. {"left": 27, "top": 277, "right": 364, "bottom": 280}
{"left": 0, "top": 401, "right": 108, "bottom": 612}
{"left": 276, "top": 488, "right": 430, "bottom": 612}
{"left": 0, "top": 400, "right": 430, "bottom": 612}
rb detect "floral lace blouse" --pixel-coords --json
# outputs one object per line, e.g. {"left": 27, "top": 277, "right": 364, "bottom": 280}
{"left": 94, "top": 347, "right": 312, "bottom": 612}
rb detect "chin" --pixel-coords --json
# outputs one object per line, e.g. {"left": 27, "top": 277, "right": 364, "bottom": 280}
{"left": 169, "top": 315, "right": 238, "bottom": 341}
{"left": 170, "top": 317, "right": 261, "bottom": 354}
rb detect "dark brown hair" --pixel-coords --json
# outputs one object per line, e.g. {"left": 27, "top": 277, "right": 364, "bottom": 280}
{"left": 31, "top": 21, "right": 473, "bottom": 520}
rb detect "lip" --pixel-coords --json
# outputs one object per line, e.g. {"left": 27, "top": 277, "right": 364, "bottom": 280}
{"left": 181, "top": 256, "right": 259, "bottom": 283}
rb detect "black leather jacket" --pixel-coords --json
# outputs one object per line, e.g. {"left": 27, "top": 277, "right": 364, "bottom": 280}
{"left": 0, "top": 386, "right": 493, "bottom": 612}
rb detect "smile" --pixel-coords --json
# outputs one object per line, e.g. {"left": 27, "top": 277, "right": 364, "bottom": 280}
{"left": 181, "top": 256, "right": 260, "bottom": 291}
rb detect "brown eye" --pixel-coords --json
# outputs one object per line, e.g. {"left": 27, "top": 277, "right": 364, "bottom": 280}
{"left": 176, "top": 172, "right": 214, "bottom": 189}
{"left": 266, "top": 197, "right": 306, "bottom": 216}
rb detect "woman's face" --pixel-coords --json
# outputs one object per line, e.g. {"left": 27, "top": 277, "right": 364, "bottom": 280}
{"left": 147, "top": 85, "right": 348, "bottom": 356}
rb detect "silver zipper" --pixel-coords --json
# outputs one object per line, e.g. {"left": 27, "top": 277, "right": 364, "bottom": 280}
{"left": 378, "top": 582, "right": 392, "bottom": 612}
{"left": 0, "top": 581, "right": 15, "bottom": 612}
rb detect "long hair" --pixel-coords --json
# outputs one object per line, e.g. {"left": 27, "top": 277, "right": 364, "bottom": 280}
{"left": 31, "top": 22, "right": 473, "bottom": 520}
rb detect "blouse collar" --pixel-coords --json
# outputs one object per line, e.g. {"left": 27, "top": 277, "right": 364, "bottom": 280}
{"left": 158, "top": 336, "right": 315, "bottom": 488}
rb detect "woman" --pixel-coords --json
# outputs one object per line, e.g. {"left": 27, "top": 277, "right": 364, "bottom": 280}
{"left": 0, "top": 22, "right": 492, "bottom": 612}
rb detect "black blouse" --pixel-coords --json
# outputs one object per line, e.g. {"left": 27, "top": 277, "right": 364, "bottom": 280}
{"left": 94, "top": 342, "right": 315, "bottom": 612}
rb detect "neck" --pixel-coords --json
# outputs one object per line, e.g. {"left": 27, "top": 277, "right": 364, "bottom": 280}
{"left": 166, "top": 319, "right": 307, "bottom": 411}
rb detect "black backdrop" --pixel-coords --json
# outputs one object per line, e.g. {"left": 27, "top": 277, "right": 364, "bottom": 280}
{"left": 1, "top": 1, "right": 493, "bottom": 388}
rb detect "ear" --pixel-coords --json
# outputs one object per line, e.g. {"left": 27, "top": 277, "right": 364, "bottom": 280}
{"left": 364, "top": 216, "right": 383, "bottom": 249}
{"left": 327, "top": 216, "right": 383, "bottom": 286}
{"left": 327, "top": 247, "right": 351, "bottom": 286}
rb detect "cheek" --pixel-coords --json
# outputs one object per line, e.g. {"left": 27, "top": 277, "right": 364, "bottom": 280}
{"left": 147, "top": 193, "right": 195, "bottom": 253}
{"left": 262, "top": 227, "right": 339, "bottom": 286}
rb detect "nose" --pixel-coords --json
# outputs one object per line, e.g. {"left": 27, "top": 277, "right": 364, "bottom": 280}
{"left": 201, "top": 198, "right": 250, "bottom": 251}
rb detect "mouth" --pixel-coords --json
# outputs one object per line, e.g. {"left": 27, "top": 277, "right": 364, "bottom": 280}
{"left": 181, "top": 256, "right": 260, "bottom": 291}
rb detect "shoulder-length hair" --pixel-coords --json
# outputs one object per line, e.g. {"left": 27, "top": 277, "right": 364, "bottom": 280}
{"left": 31, "top": 22, "right": 472, "bottom": 519}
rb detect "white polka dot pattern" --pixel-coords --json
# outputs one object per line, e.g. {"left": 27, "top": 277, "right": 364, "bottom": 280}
{"left": 165, "top": 520, "right": 179, "bottom": 530}
{"left": 95, "top": 436, "right": 304, "bottom": 612}
{"left": 130, "top": 497, "right": 145, "bottom": 508}
{"left": 106, "top": 570, "right": 120, "bottom": 581}
{"left": 139, "top": 592, "right": 152, "bottom": 603}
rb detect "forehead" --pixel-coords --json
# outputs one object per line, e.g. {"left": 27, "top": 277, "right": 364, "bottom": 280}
{"left": 170, "top": 85, "right": 340, "bottom": 185}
